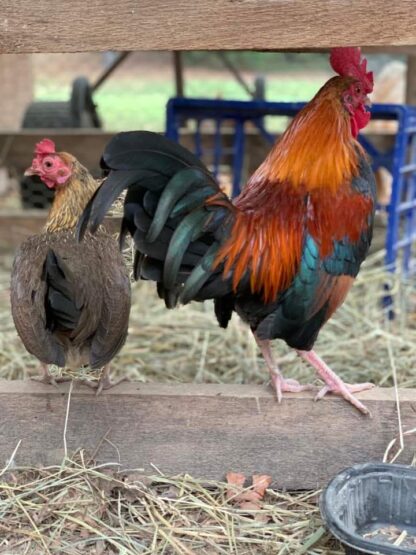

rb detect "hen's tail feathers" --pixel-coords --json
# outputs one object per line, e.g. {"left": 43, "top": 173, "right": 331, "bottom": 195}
{"left": 77, "top": 131, "right": 236, "bottom": 307}
{"left": 43, "top": 249, "right": 82, "bottom": 332}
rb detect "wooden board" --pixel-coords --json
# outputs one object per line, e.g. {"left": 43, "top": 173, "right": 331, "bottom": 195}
{"left": 0, "top": 380, "right": 414, "bottom": 489}
{"left": 0, "top": 1, "right": 416, "bottom": 53}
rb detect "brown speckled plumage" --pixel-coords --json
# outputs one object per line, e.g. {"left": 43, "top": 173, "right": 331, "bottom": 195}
{"left": 10, "top": 154, "right": 131, "bottom": 380}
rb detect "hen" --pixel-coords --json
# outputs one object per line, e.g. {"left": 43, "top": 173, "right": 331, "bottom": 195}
{"left": 79, "top": 47, "right": 376, "bottom": 413}
{"left": 11, "top": 139, "right": 131, "bottom": 393}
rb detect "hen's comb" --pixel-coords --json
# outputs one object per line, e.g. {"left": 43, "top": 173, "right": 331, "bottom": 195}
{"left": 34, "top": 138, "right": 56, "bottom": 156}
{"left": 330, "top": 47, "right": 373, "bottom": 93}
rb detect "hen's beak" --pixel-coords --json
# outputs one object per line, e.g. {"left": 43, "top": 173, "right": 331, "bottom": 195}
{"left": 24, "top": 166, "right": 37, "bottom": 176}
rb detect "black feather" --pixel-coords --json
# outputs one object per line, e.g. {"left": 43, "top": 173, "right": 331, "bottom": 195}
{"left": 43, "top": 250, "right": 82, "bottom": 332}
{"left": 102, "top": 131, "right": 208, "bottom": 171}
{"left": 146, "top": 167, "right": 209, "bottom": 243}
{"left": 214, "top": 295, "right": 235, "bottom": 328}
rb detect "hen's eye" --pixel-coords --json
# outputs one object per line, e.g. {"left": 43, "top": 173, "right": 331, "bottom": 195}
{"left": 44, "top": 160, "right": 53, "bottom": 169}
{"left": 355, "top": 86, "right": 361, "bottom": 94}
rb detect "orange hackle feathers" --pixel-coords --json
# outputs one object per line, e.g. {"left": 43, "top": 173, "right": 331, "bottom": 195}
{"left": 252, "top": 78, "right": 362, "bottom": 194}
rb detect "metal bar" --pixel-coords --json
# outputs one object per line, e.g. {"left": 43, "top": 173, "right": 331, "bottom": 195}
{"left": 232, "top": 120, "right": 245, "bottom": 196}
{"left": 213, "top": 119, "right": 222, "bottom": 179}
{"left": 165, "top": 99, "right": 179, "bottom": 141}
{"left": 216, "top": 52, "right": 255, "bottom": 99}
{"left": 400, "top": 163, "right": 416, "bottom": 174}
{"left": 395, "top": 233, "right": 416, "bottom": 249}
{"left": 91, "top": 52, "right": 130, "bottom": 92}
{"left": 195, "top": 120, "right": 203, "bottom": 160}
{"left": 173, "top": 51, "right": 185, "bottom": 97}
{"left": 396, "top": 198, "right": 416, "bottom": 212}
{"left": 385, "top": 111, "right": 408, "bottom": 271}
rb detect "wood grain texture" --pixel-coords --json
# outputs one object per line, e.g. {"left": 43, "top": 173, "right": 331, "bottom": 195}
{"left": 0, "top": 380, "right": 415, "bottom": 489}
{"left": 0, "top": 1, "right": 416, "bottom": 53}
{"left": 0, "top": 210, "right": 121, "bottom": 250}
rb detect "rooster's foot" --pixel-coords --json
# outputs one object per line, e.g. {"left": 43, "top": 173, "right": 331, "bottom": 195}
{"left": 270, "top": 372, "right": 315, "bottom": 403}
{"left": 297, "top": 349, "right": 374, "bottom": 416}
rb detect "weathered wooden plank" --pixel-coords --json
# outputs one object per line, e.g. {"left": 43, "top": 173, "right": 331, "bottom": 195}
{"left": 0, "top": 1, "right": 416, "bottom": 53}
{"left": 0, "top": 380, "right": 414, "bottom": 489}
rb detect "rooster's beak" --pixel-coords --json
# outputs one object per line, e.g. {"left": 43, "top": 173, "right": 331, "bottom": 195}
{"left": 364, "top": 96, "right": 372, "bottom": 108}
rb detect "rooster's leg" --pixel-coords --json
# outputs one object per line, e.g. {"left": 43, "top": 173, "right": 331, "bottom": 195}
{"left": 31, "top": 363, "right": 71, "bottom": 388}
{"left": 296, "top": 349, "right": 374, "bottom": 415}
{"left": 256, "top": 337, "right": 314, "bottom": 402}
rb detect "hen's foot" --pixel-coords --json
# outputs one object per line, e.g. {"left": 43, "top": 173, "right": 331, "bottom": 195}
{"left": 297, "top": 349, "right": 374, "bottom": 415}
{"left": 31, "top": 364, "right": 71, "bottom": 389}
{"left": 82, "top": 365, "right": 129, "bottom": 396}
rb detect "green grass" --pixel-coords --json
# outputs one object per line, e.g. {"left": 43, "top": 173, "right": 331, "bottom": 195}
{"left": 35, "top": 76, "right": 323, "bottom": 131}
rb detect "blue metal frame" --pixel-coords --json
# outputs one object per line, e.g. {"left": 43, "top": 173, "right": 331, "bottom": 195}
{"left": 166, "top": 97, "right": 416, "bottom": 275}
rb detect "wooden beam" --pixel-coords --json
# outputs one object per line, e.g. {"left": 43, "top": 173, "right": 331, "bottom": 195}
{"left": 0, "top": 381, "right": 414, "bottom": 489}
{"left": 0, "top": 210, "right": 121, "bottom": 250}
{"left": 1, "top": 1, "right": 416, "bottom": 53}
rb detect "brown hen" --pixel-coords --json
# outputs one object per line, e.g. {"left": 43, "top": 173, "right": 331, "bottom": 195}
{"left": 10, "top": 139, "right": 131, "bottom": 393}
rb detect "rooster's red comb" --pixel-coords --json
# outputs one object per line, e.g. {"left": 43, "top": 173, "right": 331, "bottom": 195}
{"left": 330, "top": 47, "right": 373, "bottom": 94}
{"left": 34, "top": 138, "right": 56, "bottom": 156}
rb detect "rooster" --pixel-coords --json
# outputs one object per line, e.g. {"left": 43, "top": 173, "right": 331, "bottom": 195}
{"left": 10, "top": 139, "right": 131, "bottom": 393}
{"left": 78, "top": 47, "right": 376, "bottom": 413}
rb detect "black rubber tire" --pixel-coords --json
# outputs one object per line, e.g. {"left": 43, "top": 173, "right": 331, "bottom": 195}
{"left": 21, "top": 101, "right": 75, "bottom": 128}
{"left": 20, "top": 175, "right": 55, "bottom": 210}
{"left": 70, "top": 76, "right": 101, "bottom": 128}
{"left": 20, "top": 76, "right": 101, "bottom": 209}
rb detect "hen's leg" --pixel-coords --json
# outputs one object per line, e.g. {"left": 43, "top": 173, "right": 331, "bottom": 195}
{"left": 31, "top": 363, "right": 71, "bottom": 388}
{"left": 296, "top": 349, "right": 374, "bottom": 415}
{"left": 83, "top": 364, "right": 129, "bottom": 396}
{"left": 255, "top": 337, "right": 314, "bottom": 402}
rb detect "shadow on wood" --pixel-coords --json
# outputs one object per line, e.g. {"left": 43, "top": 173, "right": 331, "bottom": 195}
{"left": 1, "top": 380, "right": 415, "bottom": 489}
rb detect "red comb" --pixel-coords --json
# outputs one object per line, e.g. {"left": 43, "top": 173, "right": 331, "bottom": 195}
{"left": 34, "top": 138, "right": 56, "bottom": 155}
{"left": 330, "top": 47, "right": 373, "bottom": 94}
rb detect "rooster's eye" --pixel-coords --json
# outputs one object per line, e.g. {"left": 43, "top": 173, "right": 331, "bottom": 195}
{"left": 44, "top": 160, "right": 53, "bottom": 168}
{"left": 355, "top": 86, "right": 361, "bottom": 94}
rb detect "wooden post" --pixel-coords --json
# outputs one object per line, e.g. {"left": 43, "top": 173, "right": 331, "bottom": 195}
{"left": 0, "top": 381, "right": 415, "bottom": 490}
{"left": 0, "top": 55, "right": 33, "bottom": 129}
{"left": 406, "top": 55, "right": 416, "bottom": 105}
